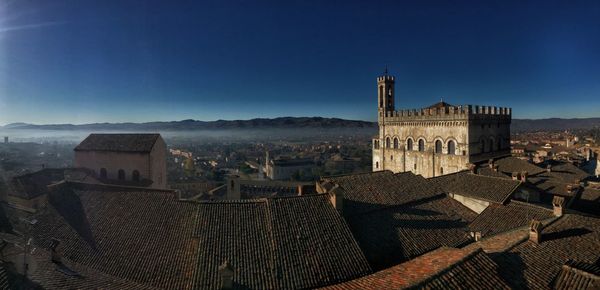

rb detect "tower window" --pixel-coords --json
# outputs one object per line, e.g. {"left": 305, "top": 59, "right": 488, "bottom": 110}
{"left": 418, "top": 139, "right": 425, "bottom": 152}
{"left": 448, "top": 140, "right": 456, "bottom": 155}
{"left": 407, "top": 138, "right": 414, "bottom": 151}
{"left": 386, "top": 137, "right": 391, "bottom": 148}
{"left": 435, "top": 140, "right": 442, "bottom": 154}
{"left": 390, "top": 155, "right": 393, "bottom": 161}
{"left": 393, "top": 138, "right": 399, "bottom": 149}
{"left": 132, "top": 170, "right": 140, "bottom": 182}
{"left": 440, "top": 167, "right": 444, "bottom": 174}
{"left": 376, "top": 162, "right": 379, "bottom": 169}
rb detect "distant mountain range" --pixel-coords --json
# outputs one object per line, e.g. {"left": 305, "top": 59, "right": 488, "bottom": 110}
{"left": 2, "top": 117, "right": 599, "bottom": 132}
{"left": 0, "top": 117, "right": 376, "bottom": 131}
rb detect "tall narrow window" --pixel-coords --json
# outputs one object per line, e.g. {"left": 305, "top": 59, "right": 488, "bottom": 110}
{"left": 386, "top": 137, "right": 391, "bottom": 148}
{"left": 418, "top": 139, "right": 425, "bottom": 151}
{"left": 448, "top": 140, "right": 456, "bottom": 155}
{"left": 435, "top": 140, "right": 442, "bottom": 153}
{"left": 118, "top": 169, "right": 125, "bottom": 180}
{"left": 407, "top": 139, "right": 413, "bottom": 151}
{"left": 132, "top": 170, "right": 140, "bottom": 182}
{"left": 379, "top": 86, "right": 383, "bottom": 107}
{"left": 100, "top": 168, "right": 107, "bottom": 179}
{"left": 393, "top": 138, "right": 399, "bottom": 149}
{"left": 375, "top": 162, "right": 379, "bottom": 169}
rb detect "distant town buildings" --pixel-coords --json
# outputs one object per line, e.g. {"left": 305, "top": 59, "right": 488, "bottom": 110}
{"left": 372, "top": 73, "right": 511, "bottom": 177}
{"left": 74, "top": 133, "right": 167, "bottom": 188}
{"left": 3, "top": 136, "right": 8, "bottom": 144}
{"left": 264, "top": 151, "right": 315, "bottom": 180}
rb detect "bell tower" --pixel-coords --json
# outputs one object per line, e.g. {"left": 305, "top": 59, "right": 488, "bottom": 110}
{"left": 377, "top": 70, "right": 395, "bottom": 114}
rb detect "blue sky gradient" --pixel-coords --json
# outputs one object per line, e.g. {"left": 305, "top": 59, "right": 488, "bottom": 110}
{"left": 1, "top": 0, "right": 599, "bottom": 124}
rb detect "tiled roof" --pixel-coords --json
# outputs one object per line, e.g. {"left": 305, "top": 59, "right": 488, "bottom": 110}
{"left": 74, "top": 133, "right": 160, "bottom": 153}
{"left": 321, "top": 171, "right": 442, "bottom": 216}
{"left": 544, "top": 161, "right": 590, "bottom": 183}
{"left": 572, "top": 188, "right": 600, "bottom": 216}
{"left": 430, "top": 171, "right": 521, "bottom": 204}
{"left": 552, "top": 260, "right": 600, "bottom": 290}
{"left": 491, "top": 214, "right": 600, "bottom": 290}
{"left": 469, "top": 200, "right": 555, "bottom": 237}
{"left": 193, "top": 194, "right": 372, "bottom": 289}
{"left": 345, "top": 195, "right": 477, "bottom": 270}
{"left": 480, "top": 157, "right": 546, "bottom": 176}
{"left": 9, "top": 168, "right": 96, "bottom": 199}
{"left": 323, "top": 247, "right": 510, "bottom": 290}
{"left": 1, "top": 241, "right": 157, "bottom": 290}
{"left": 23, "top": 184, "right": 198, "bottom": 289}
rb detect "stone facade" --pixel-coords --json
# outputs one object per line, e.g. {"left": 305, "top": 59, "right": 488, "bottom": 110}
{"left": 74, "top": 134, "right": 167, "bottom": 189}
{"left": 372, "top": 74, "right": 512, "bottom": 177}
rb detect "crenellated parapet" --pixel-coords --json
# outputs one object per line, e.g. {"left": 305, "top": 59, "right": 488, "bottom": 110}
{"left": 380, "top": 105, "right": 511, "bottom": 123}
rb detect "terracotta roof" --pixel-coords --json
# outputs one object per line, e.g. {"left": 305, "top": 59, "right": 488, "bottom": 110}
{"left": 552, "top": 260, "right": 600, "bottom": 289}
{"left": 430, "top": 171, "right": 521, "bottom": 204}
{"left": 480, "top": 157, "right": 546, "bottom": 176}
{"left": 323, "top": 247, "right": 510, "bottom": 290}
{"left": 345, "top": 194, "right": 477, "bottom": 270}
{"left": 9, "top": 168, "right": 97, "bottom": 199}
{"left": 426, "top": 101, "right": 454, "bottom": 109}
{"left": 74, "top": 133, "right": 160, "bottom": 153}
{"left": 492, "top": 214, "right": 600, "bottom": 289}
{"left": 23, "top": 184, "right": 198, "bottom": 289}
{"left": 469, "top": 200, "right": 555, "bottom": 237}
{"left": 321, "top": 171, "right": 442, "bottom": 216}
{"left": 193, "top": 194, "right": 372, "bottom": 289}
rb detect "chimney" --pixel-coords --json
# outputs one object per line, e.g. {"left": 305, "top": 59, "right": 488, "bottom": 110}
{"left": 471, "top": 231, "right": 482, "bottom": 241}
{"left": 520, "top": 171, "right": 528, "bottom": 183}
{"left": 546, "top": 164, "right": 552, "bottom": 173}
{"left": 329, "top": 185, "right": 345, "bottom": 214}
{"left": 218, "top": 260, "right": 234, "bottom": 289}
{"left": 50, "top": 238, "right": 61, "bottom": 264}
{"left": 488, "top": 159, "right": 494, "bottom": 169}
{"left": 512, "top": 172, "right": 521, "bottom": 181}
{"left": 529, "top": 220, "right": 542, "bottom": 244}
{"left": 468, "top": 163, "right": 476, "bottom": 174}
{"left": 552, "top": 196, "right": 565, "bottom": 217}
{"left": 492, "top": 164, "right": 499, "bottom": 172}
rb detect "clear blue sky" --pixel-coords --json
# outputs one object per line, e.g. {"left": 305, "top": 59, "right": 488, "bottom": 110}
{"left": 1, "top": 0, "right": 599, "bottom": 125}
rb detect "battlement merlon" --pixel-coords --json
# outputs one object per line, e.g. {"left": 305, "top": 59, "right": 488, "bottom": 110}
{"left": 377, "top": 75, "right": 395, "bottom": 82}
{"left": 378, "top": 105, "right": 512, "bottom": 123}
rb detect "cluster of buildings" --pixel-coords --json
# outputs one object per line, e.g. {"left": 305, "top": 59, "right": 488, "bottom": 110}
{"left": 0, "top": 74, "right": 597, "bottom": 289}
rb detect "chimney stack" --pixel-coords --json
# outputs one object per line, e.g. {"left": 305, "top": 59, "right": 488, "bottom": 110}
{"left": 471, "top": 231, "right": 482, "bottom": 242}
{"left": 218, "top": 260, "right": 234, "bottom": 289}
{"left": 50, "top": 238, "right": 61, "bottom": 264}
{"left": 529, "top": 220, "right": 542, "bottom": 244}
{"left": 469, "top": 163, "right": 476, "bottom": 174}
{"left": 512, "top": 172, "right": 521, "bottom": 181}
{"left": 552, "top": 196, "right": 565, "bottom": 217}
{"left": 520, "top": 171, "right": 528, "bottom": 183}
{"left": 329, "top": 185, "right": 345, "bottom": 214}
{"left": 488, "top": 159, "right": 494, "bottom": 169}
{"left": 492, "top": 164, "right": 499, "bottom": 172}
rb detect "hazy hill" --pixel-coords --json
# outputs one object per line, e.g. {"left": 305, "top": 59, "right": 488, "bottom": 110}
{"left": 1, "top": 117, "right": 376, "bottom": 131}
{"left": 3, "top": 117, "right": 600, "bottom": 132}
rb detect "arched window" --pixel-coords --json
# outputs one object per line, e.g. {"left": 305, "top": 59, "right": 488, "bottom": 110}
{"left": 100, "top": 168, "right": 107, "bottom": 179}
{"left": 393, "top": 138, "right": 399, "bottom": 149}
{"left": 118, "top": 169, "right": 125, "bottom": 180}
{"left": 390, "top": 155, "right": 394, "bottom": 161}
{"left": 379, "top": 86, "right": 383, "bottom": 107}
{"left": 435, "top": 140, "right": 442, "bottom": 154}
{"left": 418, "top": 139, "right": 425, "bottom": 151}
{"left": 386, "top": 137, "right": 391, "bottom": 148}
{"left": 407, "top": 138, "right": 414, "bottom": 151}
{"left": 375, "top": 161, "right": 379, "bottom": 169}
{"left": 132, "top": 170, "right": 140, "bottom": 182}
{"left": 374, "top": 140, "right": 379, "bottom": 149}
{"left": 440, "top": 167, "right": 444, "bottom": 174}
{"left": 448, "top": 140, "right": 456, "bottom": 155}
